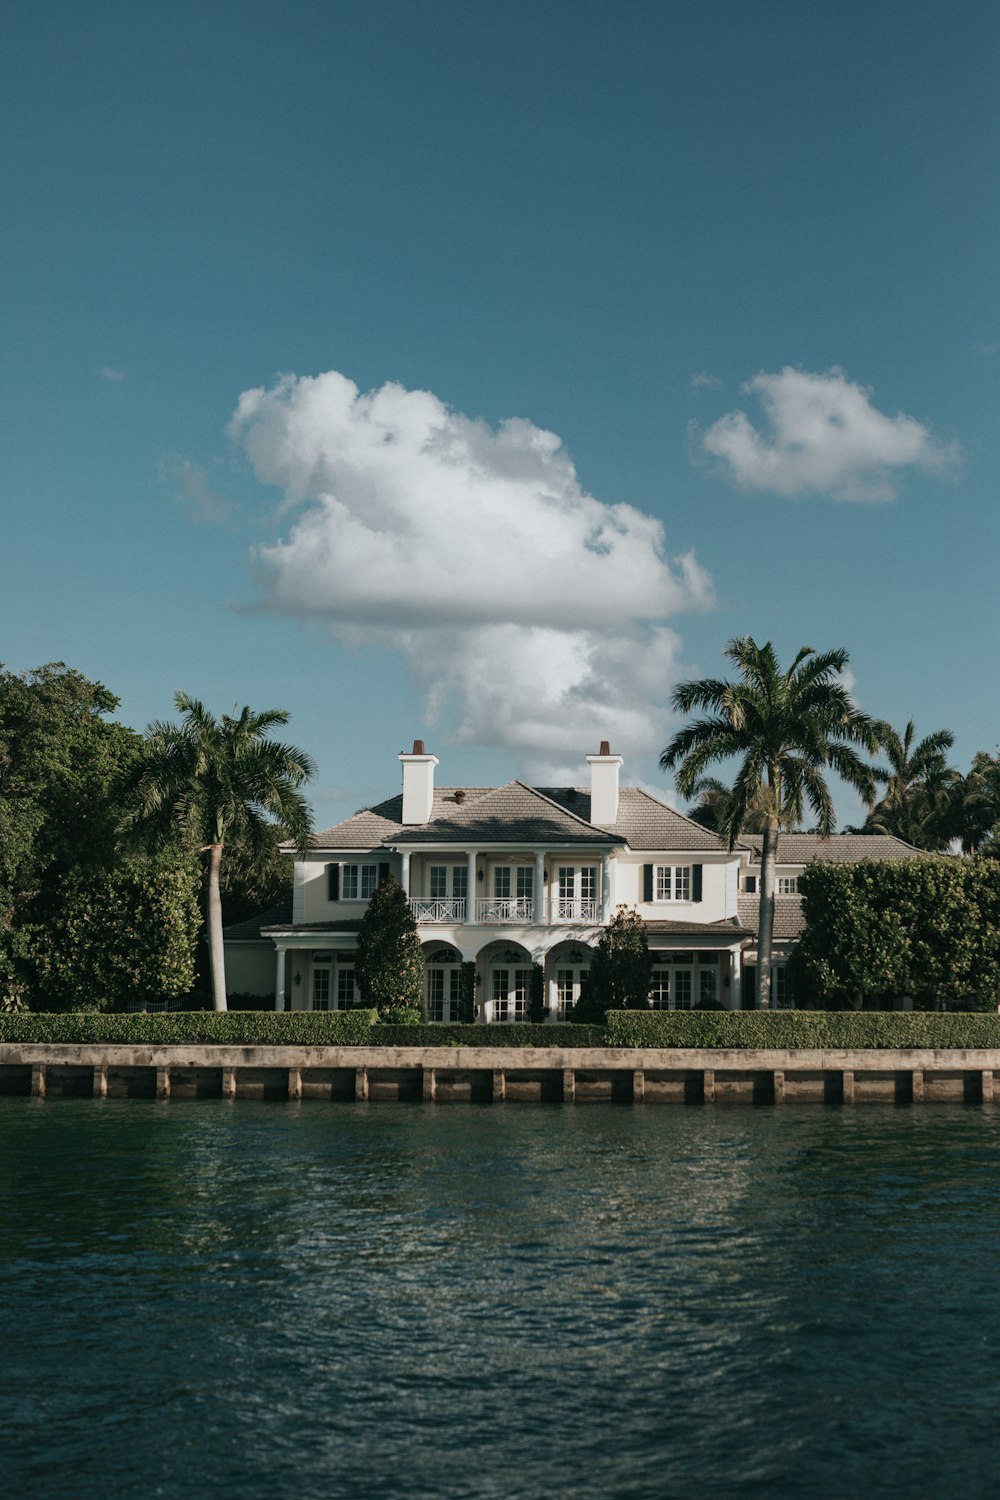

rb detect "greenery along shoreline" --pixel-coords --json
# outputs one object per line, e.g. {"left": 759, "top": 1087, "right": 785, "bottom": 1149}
{"left": 8, "top": 1011, "right": 1000, "bottom": 1050}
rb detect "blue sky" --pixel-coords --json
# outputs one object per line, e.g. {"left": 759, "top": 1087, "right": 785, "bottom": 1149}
{"left": 2, "top": 0, "right": 998, "bottom": 828}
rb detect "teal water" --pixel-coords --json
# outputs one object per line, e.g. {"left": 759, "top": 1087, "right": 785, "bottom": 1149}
{"left": 3, "top": 1100, "right": 1000, "bottom": 1498}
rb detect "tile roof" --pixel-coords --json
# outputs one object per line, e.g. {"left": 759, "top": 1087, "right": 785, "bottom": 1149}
{"left": 646, "top": 916, "right": 752, "bottom": 939}
{"left": 308, "top": 782, "right": 618, "bottom": 849}
{"left": 223, "top": 904, "right": 292, "bottom": 941}
{"left": 497, "top": 784, "right": 729, "bottom": 851}
{"left": 742, "top": 832, "right": 923, "bottom": 865}
{"left": 737, "top": 896, "right": 807, "bottom": 940}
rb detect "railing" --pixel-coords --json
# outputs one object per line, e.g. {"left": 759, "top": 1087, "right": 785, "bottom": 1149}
{"left": 477, "top": 897, "right": 534, "bottom": 923}
{"left": 553, "top": 899, "right": 600, "bottom": 923}
{"left": 409, "top": 897, "right": 467, "bottom": 923}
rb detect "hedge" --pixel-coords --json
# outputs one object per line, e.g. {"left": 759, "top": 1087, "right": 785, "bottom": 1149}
{"left": 0, "top": 1010, "right": 378, "bottom": 1046}
{"left": 605, "top": 1010, "right": 1000, "bottom": 1050}
{"left": 370, "top": 1023, "right": 608, "bottom": 1048}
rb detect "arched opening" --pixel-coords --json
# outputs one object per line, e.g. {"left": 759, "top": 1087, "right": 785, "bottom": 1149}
{"left": 546, "top": 941, "right": 595, "bottom": 1021}
{"left": 480, "top": 940, "right": 533, "bottom": 1024}
{"left": 422, "top": 942, "right": 463, "bottom": 1023}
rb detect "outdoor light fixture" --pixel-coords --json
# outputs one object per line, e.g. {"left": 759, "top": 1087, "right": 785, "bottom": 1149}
{"left": 477, "top": 868, "right": 484, "bottom": 882}
{"left": 294, "top": 972, "right": 301, "bottom": 987}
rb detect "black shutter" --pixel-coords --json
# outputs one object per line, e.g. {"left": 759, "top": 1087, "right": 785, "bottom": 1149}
{"left": 692, "top": 864, "right": 703, "bottom": 903}
{"left": 378, "top": 861, "right": 391, "bottom": 888}
{"left": 327, "top": 863, "right": 340, "bottom": 902}
{"left": 643, "top": 864, "right": 653, "bottom": 902}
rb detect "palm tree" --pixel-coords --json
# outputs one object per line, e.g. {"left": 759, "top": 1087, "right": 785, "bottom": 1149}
{"left": 861, "top": 720, "right": 957, "bottom": 850}
{"left": 954, "top": 750, "right": 1000, "bottom": 855}
{"left": 687, "top": 774, "right": 779, "bottom": 835}
{"left": 660, "top": 638, "right": 878, "bottom": 1010}
{"left": 126, "top": 694, "right": 315, "bottom": 1010}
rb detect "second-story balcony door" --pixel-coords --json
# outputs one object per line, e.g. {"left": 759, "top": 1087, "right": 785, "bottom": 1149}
{"left": 479, "top": 865, "right": 533, "bottom": 923}
{"left": 555, "top": 865, "right": 599, "bottom": 922}
{"left": 411, "top": 863, "right": 468, "bottom": 923}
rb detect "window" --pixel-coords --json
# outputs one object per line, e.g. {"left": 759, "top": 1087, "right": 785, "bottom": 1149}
{"left": 745, "top": 875, "right": 757, "bottom": 894}
{"left": 555, "top": 966, "right": 590, "bottom": 1020}
{"left": 655, "top": 865, "right": 691, "bottom": 902}
{"left": 430, "top": 865, "right": 448, "bottom": 899}
{"left": 777, "top": 876, "right": 800, "bottom": 895}
{"left": 773, "top": 963, "right": 790, "bottom": 1009}
{"left": 312, "top": 963, "right": 331, "bottom": 1011}
{"left": 557, "top": 866, "right": 598, "bottom": 919}
{"left": 516, "top": 867, "right": 533, "bottom": 901}
{"left": 493, "top": 866, "right": 511, "bottom": 899}
{"left": 342, "top": 864, "right": 378, "bottom": 900}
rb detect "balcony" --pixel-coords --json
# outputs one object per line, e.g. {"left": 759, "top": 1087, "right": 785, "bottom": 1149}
{"left": 477, "top": 897, "right": 534, "bottom": 923}
{"left": 409, "top": 896, "right": 602, "bottom": 925}
{"left": 409, "top": 897, "right": 467, "bottom": 923}
{"left": 553, "top": 899, "right": 600, "bottom": 923}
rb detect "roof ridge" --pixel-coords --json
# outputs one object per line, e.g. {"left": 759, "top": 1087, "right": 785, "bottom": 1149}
{"left": 517, "top": 779, "right": 613, "bottom": 833}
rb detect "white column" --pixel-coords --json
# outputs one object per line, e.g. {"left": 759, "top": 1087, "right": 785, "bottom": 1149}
{"left": 729, "top": 949, "right": 742, "bottom": 1010}
{"left": 533, "top": 851, "right": 545, "bottom": 925}
{"left": 465, "top": 850, "right": 477, "bottom": 923}
{"left": 601, "top": 853, "right": 612, "bottom": 922}
{"left": 400, "top": 850, "right": 411, "bottom": 896}
{"left": 274, "top": 946, "right": 287, "bottom": 1011}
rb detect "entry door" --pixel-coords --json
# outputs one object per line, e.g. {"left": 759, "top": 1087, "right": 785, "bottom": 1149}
{"left": 311, "top": 954, "right": 332, "bottom": 1011}
{"left": 427, "top": 966, "right": 462, "bottom": 1023}
{"left": 492, "top": 967, "right": 530, "bottom": 1022}
{"left": 555, "top": 965, "right": 590, "bottom": 1020}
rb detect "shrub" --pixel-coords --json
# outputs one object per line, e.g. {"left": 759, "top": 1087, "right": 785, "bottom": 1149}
{"left": 370, "top": 1024, "right": 608, "bottom": 1048}
{"left": 605, "top": 1009, "right": 1000, "bottom": 1050}
{"left": 379, "top": 1005, "right": 422, "bottom": 1026}
{"left": 0, "top": 1010, "right": 377, "bottom": 1046}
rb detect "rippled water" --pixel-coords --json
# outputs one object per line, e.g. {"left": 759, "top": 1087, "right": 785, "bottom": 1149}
{"left": 3, "top": 1099, "right": 1000, "bottom": 1498}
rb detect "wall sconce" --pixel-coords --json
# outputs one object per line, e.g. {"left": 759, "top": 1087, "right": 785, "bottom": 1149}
{"left": 477, "top": 868, "right": 484, "bottom": 882}
{"left": 294, "top": 971, "right": 302, "bottom": 987}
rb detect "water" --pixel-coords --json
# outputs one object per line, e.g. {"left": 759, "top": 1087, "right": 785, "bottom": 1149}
{"left": 3, "top": 1099, "right": 1000, "bottom": 1499}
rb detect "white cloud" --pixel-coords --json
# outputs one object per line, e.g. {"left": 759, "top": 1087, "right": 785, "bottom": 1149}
{"left": 691, "top": 371, "right": 722, "bottom": 390}
{"left": 697, "top": 366, "right": 958, "bottom": 501}
{"left": 95, "top": 365, "right": 123, "bottom": 382}
{"left": 230, "top": 371, "right": 712, "bottom": 773}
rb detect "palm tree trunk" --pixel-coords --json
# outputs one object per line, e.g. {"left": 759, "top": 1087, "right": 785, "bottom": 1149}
{"left": 757, "top": 815, "right": 779, "bottom": 1010}
{"left": 206, "top": 842, "right": 228, "bottom": 1012}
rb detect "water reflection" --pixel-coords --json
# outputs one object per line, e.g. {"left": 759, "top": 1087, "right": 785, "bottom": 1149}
{"left": 4, "top": 1101, "right": 1000, "bottom": 1497}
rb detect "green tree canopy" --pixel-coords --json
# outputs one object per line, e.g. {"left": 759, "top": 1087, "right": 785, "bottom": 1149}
{"left": 860, "top": 719, "right": 957, "bottom": 851}
{"left": 661, "top": 637, "right": 879, "bottom": 1010}
{"left": 576, "top": 905, "right": 651, "bottom": 1022}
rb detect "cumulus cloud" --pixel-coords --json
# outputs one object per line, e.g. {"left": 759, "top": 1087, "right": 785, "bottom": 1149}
{"left": 230, "top": 371, "right": 711, "bottom": 773}
{"left": 95, "top": 365, "right": 123, "bottom": 382}
{"left": 691, "top": 371, "right": 722, "bottom": 390}
{"left": 697, "top": 366, "right": 957, "bottom": 501}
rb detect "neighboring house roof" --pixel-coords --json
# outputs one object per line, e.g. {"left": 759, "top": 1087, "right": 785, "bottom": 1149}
{"left": 742, "top": 832, "right": 922, "bottom": 865}
{"left": 223, "top": 904, "right": 293, "bottom": 941}
{"left": 737, "top": 896, "right": 807, "bottom": 941}
{"left": 306, "top": 781, "right": 725, "bottom": 853}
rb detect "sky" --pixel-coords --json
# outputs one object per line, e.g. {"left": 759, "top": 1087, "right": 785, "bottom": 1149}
{"left": 2, "top": 0, "right": 998, "bottom": 830}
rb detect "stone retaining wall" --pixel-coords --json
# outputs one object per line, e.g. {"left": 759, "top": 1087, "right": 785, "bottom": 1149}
{"left": 3, "top": 1044, "right": 1000, "bottom": 1103}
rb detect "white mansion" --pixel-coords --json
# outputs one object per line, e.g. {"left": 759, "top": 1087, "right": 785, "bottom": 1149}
{"left": 224, "top": 740, "right": 915, "bottom": 1018}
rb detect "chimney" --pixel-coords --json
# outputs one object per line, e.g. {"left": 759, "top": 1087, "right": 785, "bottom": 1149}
{"left": 399, "top": 738, "right": 439, "bottom": 824}
{"left": 586, "top": 741, "right": 623, "bottom": 826}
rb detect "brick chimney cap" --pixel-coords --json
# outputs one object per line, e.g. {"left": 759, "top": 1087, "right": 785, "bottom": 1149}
{"left": 412, "top": 738, "right": 425, "bottom": 754}
{"left": 599, "top": 740, "right": 611, "bottom": 756}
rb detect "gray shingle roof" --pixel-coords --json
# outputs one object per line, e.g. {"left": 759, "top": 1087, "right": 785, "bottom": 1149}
{"left": 392, "top": 782, "right": 617, "bottom": 845}
{"left": 646, "top": 916, "right": 752, "bottom": 939}
{"left": 737, "top": 896, "right": 806, "bottom": 940}
{"left": 223, "top": 904, "right": 293, "bottom": 941}
{"left": 537, "top": 786, "right": 728, "bottom": 851}
{"left": 742, "top": 832, "right": 923, "bottom": 865}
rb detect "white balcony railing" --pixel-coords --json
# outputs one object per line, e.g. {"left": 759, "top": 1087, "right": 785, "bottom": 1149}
{"left": 409, "top": 897, "right": 467, "bottom": 923}
{"left": 553, "top": 899, "right": 600, "bottom": 923}
{"left": 477, "top": 897, "right": 534, "bottom": 924}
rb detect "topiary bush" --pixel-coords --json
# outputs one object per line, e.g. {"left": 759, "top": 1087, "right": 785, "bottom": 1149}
{"left": 605, "top": 1009, "right": 1000, "bottom": 1050}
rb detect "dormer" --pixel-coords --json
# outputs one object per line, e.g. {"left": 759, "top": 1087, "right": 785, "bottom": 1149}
{"left": 399, "top": 738, "right": 438, "bottom": 825}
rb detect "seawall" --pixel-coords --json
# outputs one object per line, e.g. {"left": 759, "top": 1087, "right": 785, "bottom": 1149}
{"left": 3, "top": 1044, "right": 1000, "bottom": 1103}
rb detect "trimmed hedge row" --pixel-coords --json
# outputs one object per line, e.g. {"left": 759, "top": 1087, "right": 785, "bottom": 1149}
{"left": 370, "top": 1023, "right": 607, "bottom": 1048}
{"left": 7, "top": 1010, "right": 1000, "bottom": 1051}
{"left": 605, "top": 1010, "right": 1000, "bottom": 1050}
{"left": 0, "top": 1010, "right": 378, "bottom": 1046}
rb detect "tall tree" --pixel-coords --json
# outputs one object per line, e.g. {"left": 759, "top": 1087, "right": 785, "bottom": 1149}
{"left": 575, "top": 905, "right": 651, "bottom": 1021}
{"left": 660, "top": 638, "right": 878, "bottom": 1010}
{"left": 125, "top": 695, "right": 315, "bottom": 1011}
{"left": 861, "top": 720, "right": 957, "bottom": 850}
{"left": 355, "top": 874, "right": 425, "bottom": 1016}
